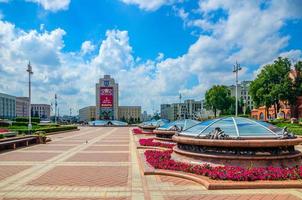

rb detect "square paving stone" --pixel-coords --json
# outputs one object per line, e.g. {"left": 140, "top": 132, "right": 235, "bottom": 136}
{"left": 0, "top": 165, "right": 31, "bottom": 181}
{"left": 24, "top": 145, "right": 76, "bottom": 151}
{"left": 84, "top": 145, "right": 129, "bottom": 151}
{"left": 0, "top": 152, "right": 59, "bottom": 161}
{"left": 164, "top": 194, "right": 301, "bottom": 200}
{"left": 66, "top": 152, "right": 129, "bottom": 162}
{"left": 28, "top": 166, "right": 129, "bottom": 187}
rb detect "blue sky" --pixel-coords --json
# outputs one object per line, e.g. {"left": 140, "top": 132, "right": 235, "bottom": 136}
{"left": 0, "top": 0, "right": 302, "bottom": 115}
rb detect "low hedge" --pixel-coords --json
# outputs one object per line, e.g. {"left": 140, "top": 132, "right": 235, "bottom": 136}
{"left": 12, "top": 126, "right": 78, "bottom": 134}
{"left": 0, "top": 121, "right": 10, "bottom": 127}
{"left": 12, "top": 122, "right": 38, "bottom": 126}
{"left": 0, "top": 132, "right": 17, "bottom": 139}
{"left": 15, "top": 117, "right": 40, "bottom": 123}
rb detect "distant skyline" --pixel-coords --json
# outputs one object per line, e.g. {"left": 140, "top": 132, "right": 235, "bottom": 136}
{"left": 0, "top": 0, "right": 302, "bottom": 115}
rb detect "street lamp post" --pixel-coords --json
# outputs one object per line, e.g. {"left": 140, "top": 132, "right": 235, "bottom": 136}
{"left": 233, "top": 61, "right": 241, "bottom": 117}
{"left": 54, "top": 94, "right": 57, "bottom": 124}
{"left": 178, "top": 93, "right": 182, "bottom": 120}
{"left": 26, "top": 61, "right": 33, "bottom": 134}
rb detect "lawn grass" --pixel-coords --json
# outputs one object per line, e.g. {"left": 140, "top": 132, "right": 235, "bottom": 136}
{"left": 274, "top": 122, "right": 302, "bottom": 135}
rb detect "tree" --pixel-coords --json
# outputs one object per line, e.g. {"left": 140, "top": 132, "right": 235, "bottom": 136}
{"left": 289, "top": 61, "right": 302, "bottom": 118}
{"left": 249, "top": 57, "right": 294, "bottom": 119}
{"left": 205, "top": 85, "right": 234, "bottom": 117}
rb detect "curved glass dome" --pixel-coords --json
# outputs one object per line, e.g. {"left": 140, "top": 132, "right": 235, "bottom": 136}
{"left": 180, "top": 117, "right": 284, "bottom": 139}
{"left": 141, "top": 119, "right": 170, "bottom": 126}
{"left": 158, "top": 119, "right": 199, "bottom": 131}
{"left": 89, "top": 120, "right": 128, "bottom": 126}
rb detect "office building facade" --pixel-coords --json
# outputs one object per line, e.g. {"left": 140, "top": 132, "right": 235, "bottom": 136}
{"left": 160, "top": 99, "right": 202, "bottom": 121}
{"left": 228, "top": 81, "right": 254, "bottom": 110}
{"left": 79, "top": 106, "right": 96, "bottom": 122}
{"left": 31, "top": 104, "right": 51, "bottom": 120}
{"left": 0, "top": 93, "right": 16, "bottom": 119}
{"left": 16, "top": 97, "right": 29, "bottom": 117}
{"left": 118, "top": 106, "right": 141, "bottom": 122}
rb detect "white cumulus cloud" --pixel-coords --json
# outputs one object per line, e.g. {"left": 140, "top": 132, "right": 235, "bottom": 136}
{"left": 80, "top": 41, "right": 95, "bottom": 55}
{"left": 120, "top": 0, "right": 177, "bottom": 11}
{"left": 26, "top": 0, "right": 70, "bottom": 12}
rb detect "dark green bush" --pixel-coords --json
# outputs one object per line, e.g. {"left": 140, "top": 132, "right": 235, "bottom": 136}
{"left": 15, "top": 117, "right": 40, "bottom": 123}
{"left": 0, "top": 121, "right": 10, "bottom": 127}
{"left": 12, "top": 126, "right": 78, "bottom": 134}
{"left": 0, "top": 134, "right": 4, "bottom": 139}
{"left": 12, "top": 122, "right": 38, "bottom": 126}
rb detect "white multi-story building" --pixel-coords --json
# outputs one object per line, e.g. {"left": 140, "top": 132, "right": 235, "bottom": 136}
{"left": 229, "top": 81, "right": 254, "bottom": 110}
{"left": 96, "top": 75, "right": 119, "bottom": 120}
{"left": 16, "top": 97, "right": 29, "bottom": 117}
{"left": 31, "top": 104, "right": 51, "bottom": 120}
{"left": 79, "top": 106, "right": 96, "bottom": 122}
{"left": 118, "top": 106, "right": 141, "bottom": 122}
{"left": 0, "top": 93, "right": 16, "bottom": 119}
{"left": 160, "top": 99, "right": 202, "bottom": 121}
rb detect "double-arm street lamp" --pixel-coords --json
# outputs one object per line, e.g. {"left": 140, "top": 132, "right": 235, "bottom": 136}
{"left": 233, "top": 61, "right": 241, "bottom": 117}
{"left": 26, "top": 61, "right": 33, "bottom": 133}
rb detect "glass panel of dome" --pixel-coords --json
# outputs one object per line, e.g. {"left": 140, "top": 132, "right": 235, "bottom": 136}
{"left": 257, "top": 121, "right": 283, "bottom": 134}
{"left": 201, "top": 118, "right": 237, "bottom": 137}
{"left": 183, "top": 120, "right": 199, "bottom": 130}
{"left": 236, "top": 118, "right": 275, "bottom": 137}
{"left": 181, "top": 120, "right": 214, "bottom": 136}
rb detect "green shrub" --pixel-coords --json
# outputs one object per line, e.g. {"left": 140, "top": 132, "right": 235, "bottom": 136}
{"left": 274, "top": 122, "right": 302, "bottom": 135}
{"left": 0, "top": 134, "right": 4, "bottom": 139}
{"left": 269, "top": 118, "right": 290, "bottom": 125}
{"left": 0, "top": 121, "right": 10, "bottom": 127}
{"left": 12, "top": 122, "right": 38, "bottom": 126}
{"left": 238, "top": 114, "right": 250, "bottom": 118}
{"left": 11, "top": 126, "right": 78, "bottom": 134}
{"left": 15, "top": 117, "right": 40, "bottom": 123}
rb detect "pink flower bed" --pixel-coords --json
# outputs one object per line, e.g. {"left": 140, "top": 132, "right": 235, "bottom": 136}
{"left": 132, "top": 128, "right": 155, "bottom": 135}
{"left": 139, "top": 138, "right": 175, "bottom": 149}
{"left": 132, "top": 128, "right": 143, "bottom": 134}
{"left": 0, "top": 129, "right": 8, "bottom": 133}
{"left": 145, "top": 150, "right": 302, "bottom": 181}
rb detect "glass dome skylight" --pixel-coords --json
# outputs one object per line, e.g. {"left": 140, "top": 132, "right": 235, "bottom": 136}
{"left": 89, "top": 120, "right": 128, "bottom": 126}
{"left": 180, "top": 117, "right": 284, "bottom": 139}
{"left": 158, "top": 119, "right": 199, "bottom": 131}
{"left": 142, "top": 119, "right": 170, "bottom": 126}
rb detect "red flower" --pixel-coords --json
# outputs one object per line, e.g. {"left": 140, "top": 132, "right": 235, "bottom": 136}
{"left": 144, "top": 150, "right": 302, "bottom": 182}
{"left": 139, "top": 138, "right": 175, "bottom": 149}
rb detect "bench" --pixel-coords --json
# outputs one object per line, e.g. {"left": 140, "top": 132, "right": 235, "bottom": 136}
{"left": 0, "top": 136, "right": 39, "bottom": 150}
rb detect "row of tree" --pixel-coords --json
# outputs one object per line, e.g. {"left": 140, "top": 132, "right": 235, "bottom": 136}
{"left": 204, "top": 57, "right": 302, "bottom": 118}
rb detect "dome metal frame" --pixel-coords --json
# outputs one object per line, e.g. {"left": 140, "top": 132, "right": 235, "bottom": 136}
{"left": 180, "top": 117, "right": 284, "bottom": 139}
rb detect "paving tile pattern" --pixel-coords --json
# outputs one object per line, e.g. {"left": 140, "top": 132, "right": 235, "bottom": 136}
{"left": 0, "top": 165, "right": 31, "bottom": 181}
{"left": 0, "top": 127, "right": 301, "bottom": 200}
{"left": 165, "top": 194, "right": 301, "bottom": 200}
{"left": 66, "top": 152, "right": 129, "bottom": 162}
{"left": 29, "top": 166, "right": 128, "bottom": 187}
{"left": 0, "top": 152, "right": 59, "bottom": 161}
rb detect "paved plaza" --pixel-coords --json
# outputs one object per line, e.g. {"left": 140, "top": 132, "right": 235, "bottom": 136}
{"left": 0, "top": 127, "right": 302, "bottom": 199}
